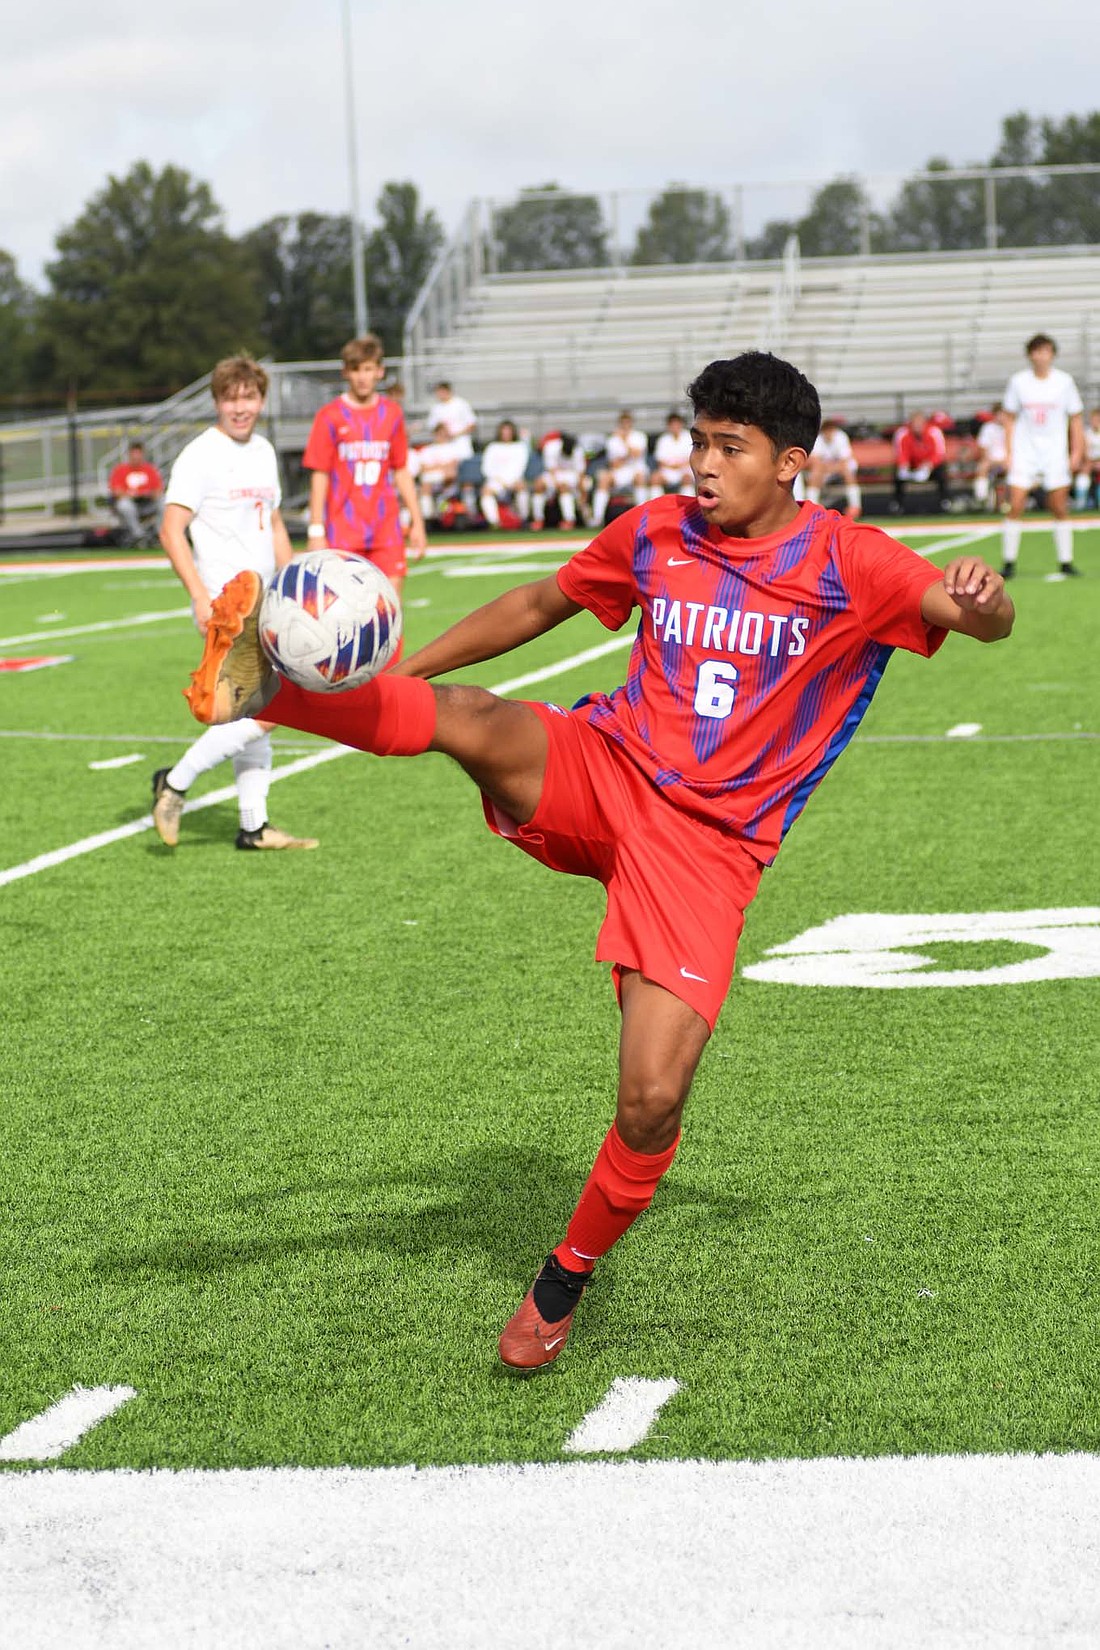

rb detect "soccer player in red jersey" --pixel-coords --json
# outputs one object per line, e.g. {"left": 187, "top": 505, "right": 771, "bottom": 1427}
{"left": 186, "top": 353, "right": 1014, "bottom": 1371}
{"left": 303, "top": 334, "right": 427, "bottom": 599}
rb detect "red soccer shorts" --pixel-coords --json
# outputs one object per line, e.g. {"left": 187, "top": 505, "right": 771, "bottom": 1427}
{"left": 340, "top": 543, "right": 407, "bottom": 582}
{"left": 482, "top": 703, "right": 763, "bottom": 1030}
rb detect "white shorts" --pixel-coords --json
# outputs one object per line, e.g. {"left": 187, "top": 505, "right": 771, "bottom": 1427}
{"left": 655, "top": 465, "right": 693, "bottom": 489}
{"left": 610, "top": 460, "right": 647, "bottom": 490}
{"left": 1009, "top": 453, "right": 1071, "bottom": 493}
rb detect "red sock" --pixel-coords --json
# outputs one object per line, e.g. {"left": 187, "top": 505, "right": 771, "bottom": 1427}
{"left": 265, "top": 673, "right": 436, "bottom": 756}
{"left": 554, "top": 1123, "right": 680, "bottom": 1273}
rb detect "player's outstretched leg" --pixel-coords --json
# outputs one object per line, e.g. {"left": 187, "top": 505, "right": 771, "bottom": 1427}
{"left": 498, "top": 971, "right": 710, "bottom": 1372}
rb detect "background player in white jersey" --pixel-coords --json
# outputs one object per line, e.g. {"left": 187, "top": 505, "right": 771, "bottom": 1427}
{"left": 804, "top": 417, "right": 861, "bottom": 517}
{"left": 649, "top": 411, "right": 694, "bottom": 497}
{"left": 1002, "top": 334, "right": 1085, "bottom": 578}
{"left": 592, "top": 411, "right": 649, "bottom": 525}
{"left": 152, "top": 356, "right": 318, "bottom": 852}
{"left": 1073, "top": 407, "right": 1100, "bottom": 511}
{"left": 972, "top": 405, "right": 1008, "bottom": 510}
{"left": 531, "top": 432, "right": 590, "bottom": 529}
{"left": 477, "top": 419, "right": 530, "bottom": 527}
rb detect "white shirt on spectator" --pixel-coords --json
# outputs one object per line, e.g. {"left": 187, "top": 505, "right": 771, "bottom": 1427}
{"left": 977, "top": 419, "right": 1007, "bottom": 464}
{"left": 427, "top": 395, "right": 476, "bottom": 459}
{"left": 481, "top": 439, "right": 530, "bottom": 490}
{"left": 654, "top": 429, "right": 693, "bottom": 470}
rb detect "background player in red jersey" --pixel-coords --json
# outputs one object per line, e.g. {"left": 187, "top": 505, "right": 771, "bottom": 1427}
{"left": 186, "top": 353, "right": 1013, "bottom": 1373}
{"left": 303, "top": 335, "right": 427, "bottom": 601}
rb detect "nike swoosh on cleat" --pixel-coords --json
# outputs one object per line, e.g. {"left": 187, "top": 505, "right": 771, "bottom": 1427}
{"left": 667, "top": 557, "right": 694, "bottom": 567}
{"left": 679, "top": 966, "right": 709, "bottom": 982}
{"left": 543, "top": 1336, "right": 566, "bottom": 1351}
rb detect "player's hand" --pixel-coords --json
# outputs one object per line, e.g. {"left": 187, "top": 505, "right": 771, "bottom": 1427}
{"left": 193, "top": 590, "right": 213, "bottom": 635}
{"left": 407, "top": 522, "right": 428, "bottom": 560}
{"left": 943, "top": 557, "right": 1005, "bottom": 612}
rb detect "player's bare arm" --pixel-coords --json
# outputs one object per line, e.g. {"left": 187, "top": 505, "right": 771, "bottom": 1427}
{"left": 1068, "top": 412, "right": 1085, "bottom": 475}
{"left": 307, "top": 471, "right": 330, "bottom": 543}
{"left": 1002, "top": 409, "right": 1016, "bottom": 472}
{"left": 396, "top": 574, "right": 583, "bottom": 679}
{"left": 271, "top": 508, "right": 294, "bottom": 570}
{"left": 159, "top": 503, "right": 213, "bottom": 632}
{"left": 922, "top": 557, "right": 1014, "bottom": 642}
{"left": 393, "top": 466, "right": 427, "bottom": 557}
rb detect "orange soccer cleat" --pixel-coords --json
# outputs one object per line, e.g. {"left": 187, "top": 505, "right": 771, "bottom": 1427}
{"left": 184, "top": 570, "right": 277, "bottom": 725}
{"left": 498, "top": 1255, "right": 590, "bottom": 1372}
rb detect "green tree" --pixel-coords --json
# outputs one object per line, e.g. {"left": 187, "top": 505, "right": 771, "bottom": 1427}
{"left": 366, "top": 182, "right": 444, "bottom": 352}
{"left": 631, "top": 186, "right": 730, "bottom": 265}
{"left": 493, "top": 184, "right": 608, "bottom": 271}
{"left": 41, "top": 161, "right": 263, "bottom": 396}
{"left": 988, "top": 109, "right": 1100, "bottom": 247}
{"left": 242, "top": 211, "right": 356, "bottom": 360}
{"left": 746, "top": 178, "right": 881, "bottom": 259}
{"left": 0, "top": 251, "right": 38, "bottom": 399}
{"left": 881, "top": 157, "right": 986, "bottom": 252}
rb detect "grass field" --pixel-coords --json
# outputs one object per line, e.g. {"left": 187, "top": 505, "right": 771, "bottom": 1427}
{"left": 0, "top": 523, "right": 1097, "bottom": 1484}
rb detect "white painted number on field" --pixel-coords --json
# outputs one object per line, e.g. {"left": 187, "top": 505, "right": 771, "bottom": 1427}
{"left": 744, "top": 908, "right": 1100, "bottom": 988}
{"left": 0, "top": 1385, "right": 136, "bottom": 1461}
{"left": 563, "top": 1377, "right": 680, "bottom": 1455}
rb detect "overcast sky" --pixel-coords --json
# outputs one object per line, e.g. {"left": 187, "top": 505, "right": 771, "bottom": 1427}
{"left": 4, "top": 0, "right": 1097, "bottom": 283}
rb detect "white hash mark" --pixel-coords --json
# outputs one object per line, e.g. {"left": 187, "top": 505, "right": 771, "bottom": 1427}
{"left": 563, "top": 1377, "right": 680, "bottom": 1455}
{"left": 0, "top": 1385, "right": 137, "bottom": 1461}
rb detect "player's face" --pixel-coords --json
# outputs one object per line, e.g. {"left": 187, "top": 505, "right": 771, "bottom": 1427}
{"left": 690, "top": 416, "right": 804, "bottom": 532}
{"left": 215, "top": 384, "right": 264, "bottom": 443}
{"left": 1028, "top": 344, "right": 1055, "bottom": 375}
{"left": 343, "top": 360, "right": 385, "bottom": 403}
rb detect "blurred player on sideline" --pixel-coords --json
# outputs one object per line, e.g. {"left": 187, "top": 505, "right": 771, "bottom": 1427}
{"left": 805, "top": 417, "right": 861, "bottom": 517}
{"left": 649, "top": 410, "right": 694, "bottom": 497}
{"left": 1002, "top": 334, "right": 1085, "bottom": 577}
{"left": 303, "top": 335, "right": 426, "bottom": 602}
{"left": 972, "top": 405, "right": 1008, "bottom": 511}
{"left": 183, "top": 353, "right": 1013, "bottom": 1371}
{"left": 531, "top": 432, "right": 590, "bottom": 529}
{"left": 1072, "top": 406, "right": 1100, "bottom": 512}
{"left": 108, "top": 440, "right": 164, "bottom": 545}
{"left": 478, "top": 419, "right": 531, "bottom": 527}
{"left": 592, "top": 411, "right": 649, "bottom": 525}
{"left": 153, "top": 356, "right": 318, "bottom": 853}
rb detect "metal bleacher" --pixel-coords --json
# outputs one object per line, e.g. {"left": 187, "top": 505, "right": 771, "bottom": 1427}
{"left": 407, "top": 245, "right": 1100, "bottom": 431}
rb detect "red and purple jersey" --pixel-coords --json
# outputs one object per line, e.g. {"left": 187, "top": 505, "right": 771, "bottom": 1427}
{"left": 557, "top": 496, "right": 946, "bottom": 863}
{"left": 303, "top": 395, "right": 408, "bottom": 555}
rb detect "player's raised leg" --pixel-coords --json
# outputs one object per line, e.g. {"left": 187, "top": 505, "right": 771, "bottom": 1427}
{"left": 498, "top": 971, "right": 710, "bottom": 1372}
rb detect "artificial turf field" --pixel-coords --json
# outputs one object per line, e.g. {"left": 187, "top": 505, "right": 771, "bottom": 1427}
{"left": 0, "top": 522, "right": 1097, "bottom": 1479}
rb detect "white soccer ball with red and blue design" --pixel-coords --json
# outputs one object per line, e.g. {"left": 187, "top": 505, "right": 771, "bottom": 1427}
{"left": 259, "top": 550, "right": 402, "bottom": 691}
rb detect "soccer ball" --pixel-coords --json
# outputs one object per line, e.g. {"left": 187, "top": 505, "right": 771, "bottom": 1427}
{"left": 259, "top": 550, "right": 402, "bottom": 691}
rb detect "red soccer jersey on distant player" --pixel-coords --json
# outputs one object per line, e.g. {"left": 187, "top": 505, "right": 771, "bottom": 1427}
{"left": 557, "top": 496, "right": 946, "bottom": 864}
{"left": 303, "top": 395, "right": 408, "bottom": 555}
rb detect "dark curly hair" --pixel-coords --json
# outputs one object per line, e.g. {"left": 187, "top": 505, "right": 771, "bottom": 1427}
{"left": 687, "top": 353, "right": 820, "bottom": 455}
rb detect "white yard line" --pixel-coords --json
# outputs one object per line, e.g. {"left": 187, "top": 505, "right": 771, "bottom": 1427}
{"left": 0, "top": 1386, "right": 135, "bottom": 1462}
{"left": 894, "top": 525, "right": 1000, "bottom": 558}
{"left": 491, "top": 634, "right": 633, "bottom": 696}
{"left": 946, "top": 722, "right": 983, "bottom": 738}
{"left": 88, "top": 755, "right": 145, "bottom": 771}
{"left": 859, "top": 730, "right": 1097, "bottom": 744}
{"left": 0, "top": 608, "right": 191, "bottom": 649}
{"left": 563, "top": 1377, "right": 680, "bottom": 1454}
{"left": 0, "top": 729, "right": 321, "bottom": 750}
{"left": 1, "top": 1453, "right": 1098, "bottom": 1648}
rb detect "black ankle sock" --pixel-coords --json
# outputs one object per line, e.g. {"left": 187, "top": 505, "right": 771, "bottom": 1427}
{"left": 532, "top": 1253, "right": 591, "bottom": 1322}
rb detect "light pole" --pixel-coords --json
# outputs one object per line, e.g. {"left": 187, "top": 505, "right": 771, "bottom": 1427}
{"left": 341, "top": 0, "right": 369, "bottom": 335}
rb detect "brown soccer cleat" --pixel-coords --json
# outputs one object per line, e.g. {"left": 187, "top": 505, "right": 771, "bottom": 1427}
{"left": 499, "top": 1256, "right": 589, "bottom": 1372}
{"left": 185, "top": 570, "right": 277, "bottom": 725}
{"left": 151, "top": 768, "right": 185, "bottom": 847}
{"left": 235, "top": 823, "right": 319, "bottom": 851}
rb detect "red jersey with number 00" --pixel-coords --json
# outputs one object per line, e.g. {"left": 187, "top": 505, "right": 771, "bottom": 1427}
{"left": 303, "top": 395, "right": 408, "bottom": 555}
{"left": 556, "top": 496, "right": 946, "bottom": 863}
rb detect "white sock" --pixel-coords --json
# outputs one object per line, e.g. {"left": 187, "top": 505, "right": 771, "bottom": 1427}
{"left": 168, "top": 719, "right": 267, "bottom": 792}
{"left": 593, "top": 488, "right": 609, "bottom": 525}
{"left": 1054, "top": 520, "right": 1073, "bottom": 567}
{"left": 234, "top": 731, "right": 272, "bottom": 832}
{"left": 532, "top": 491, "right": 546, "bottom": 523}
{"left": 481, "top": 492, "right": 500, "bottom": 527}
{"left": 1002, "top": 521, "right": 1022, "bottom": 565}
{"left": 846, "top": 484, "right": 862, "bottom": 513}
{"left": 632, "top": 485, "right": 647, "bottom": 507}
{"left": 560, "top": 492, "right": 576, "bottom": 524}
{"left": 974, "top": 475, "right": 989, "bottom": 504}
{"left": 514, "top": 487, "right": 529, "bottom": 521}
{"left": 1074, "top": 475, "right": 1088, "bottom": 507}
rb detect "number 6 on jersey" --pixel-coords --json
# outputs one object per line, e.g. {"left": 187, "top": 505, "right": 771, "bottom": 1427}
{"left": 693, "top": 659, "right": 739, "bottom": 719}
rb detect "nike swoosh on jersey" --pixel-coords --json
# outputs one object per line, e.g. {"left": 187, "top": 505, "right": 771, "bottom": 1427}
{"left": 667, "top": 557, "right": 695, "bottom": 567}
{"left": 679, "top": 966, "right": 709, "bottom": 982}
